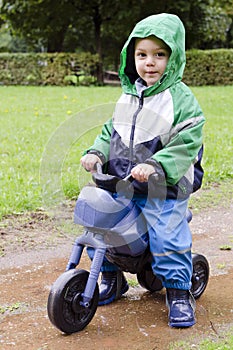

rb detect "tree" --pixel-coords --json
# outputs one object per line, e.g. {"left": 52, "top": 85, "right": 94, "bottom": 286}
{"left": 0, "top": 22, "right": 29, "bottom": 52}
{"left": 1, "top": 0, "right": 232, "bottom": 53}
{"left": 185, "top": 0, "right": 232, "bottom": 49}
{"left": 215, "top": 0, "right": 233, "bottom": 47}
{"left": 0, "top": 0, "right": 79, "bottom": 52}
{"left": 1, "top": 0, "right": 232, "bottom": 82}
{"left": 0, "top": 0, "right": 142, "bottom": 81}
{"left": 137, "top": 0, "right": 232, "bottom": 49}
{"left": 66, "top": 0, "right": 142, "bottom": 81}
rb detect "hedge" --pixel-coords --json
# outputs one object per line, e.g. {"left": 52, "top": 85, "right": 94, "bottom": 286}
{"left": 0, "top": 49, "right": 232, "bottom": 86}
{"left": 0, "top": 52, "right": 100, "bottom": 86}
{"left": 184, "top": 49, "right": 233, "bottom": 86}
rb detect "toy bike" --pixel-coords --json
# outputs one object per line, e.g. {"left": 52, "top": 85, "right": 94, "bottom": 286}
{"left": 47, "top": 164, "right": 209, "bottom": 334}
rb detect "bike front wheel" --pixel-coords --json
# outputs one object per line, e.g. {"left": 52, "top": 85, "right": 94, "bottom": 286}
{"left": 47, "top": 269, "right": 99, "bottom": 334}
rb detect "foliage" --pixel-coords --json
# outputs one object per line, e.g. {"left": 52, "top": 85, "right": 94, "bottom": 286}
{"left": 195, "top": 4, "right": 232, "bottom": 49}
{"left": 0, "top": 22, "right": 28, "bottom": 52}
{"left": 0, "top": 0, "right": 78, "bottom": 52}
{"left": 0, "top": 302, "right": 23, "bottom": 314}
{"left": 0, "top": 0, "right": 232, "bottom": 84}
{"left": 0, "top": 85, "right": 232, "bottom": 220}
{"left": 139, "top": 0, "right": 232, "bottom": 49}
{"left": 0, "top": 49, "right": 232, "bottom": 86}
{"left": 184, "top": 49, "right": 233, "bottom": 86}
{"left": 183, "top": 0, "right": 232, "bottom": 49}
{"left": 170, "top": 327, "right": 233, "bottom": 349}
{"left": 0, "top": 0, "right": 232, "bottom": 67}
{"left": 0, "top": 52, "right": 100, "bottom": 85}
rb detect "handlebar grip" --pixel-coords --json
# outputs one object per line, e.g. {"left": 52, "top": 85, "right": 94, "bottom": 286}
{"left": 95, "top": 162, "right": 103, "bottom": 174}
{"left": 149, "top": 172, "right": 159, "bottom": 182}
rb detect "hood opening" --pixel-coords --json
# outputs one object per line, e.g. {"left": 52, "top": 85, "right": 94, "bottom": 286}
{"left": 124, "top": 38, "right": 139, "bottom": 84}
{"left": 119, "top": 14, "right": 186, "bottom": 95}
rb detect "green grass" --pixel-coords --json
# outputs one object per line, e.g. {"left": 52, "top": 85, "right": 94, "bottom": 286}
{"left": 0, "top": 85, "right": 233, "bottom": 219}
{"left": 0, "top": 301, "right": 26, "bottom": 314}
{"left": 170, "top": 327, "right": 233, "bottom": 350}
{"left": 191, "top": 86, "right": 233, "bottom": 184}
{"left": 0, "top": 85, "right": 121, "bottom": 218}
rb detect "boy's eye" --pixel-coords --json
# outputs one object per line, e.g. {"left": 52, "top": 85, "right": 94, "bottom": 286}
{"left": 156, "top": 52, "right": 166, "bottom": 57}
{"left": 136, "top": 51, "right": 167, "bottom": 58}
{"left": 137, "top": 52, "right": 146, "bottom": 57}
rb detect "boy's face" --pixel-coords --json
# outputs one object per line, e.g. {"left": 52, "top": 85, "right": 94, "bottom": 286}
{"left": 134, "top": 36, "right": 170, "bottom": 86}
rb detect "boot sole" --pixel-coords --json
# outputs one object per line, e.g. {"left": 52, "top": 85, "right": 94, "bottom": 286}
{"left": 169, "top": 319, "right": 196, "bottom": 328}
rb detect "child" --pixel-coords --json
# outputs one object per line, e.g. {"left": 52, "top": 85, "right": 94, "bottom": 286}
{"left": 80, "top": 13, "right": 205, "bottom": 328}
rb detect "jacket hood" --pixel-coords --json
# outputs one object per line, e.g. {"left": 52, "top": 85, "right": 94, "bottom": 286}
{"left": 119, "top": 13, "right": 186, "bottom": 96}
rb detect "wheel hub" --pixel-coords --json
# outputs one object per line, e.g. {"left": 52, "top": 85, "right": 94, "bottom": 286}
{"left": 72, "top": 292, "right": 83, "bottom": 313}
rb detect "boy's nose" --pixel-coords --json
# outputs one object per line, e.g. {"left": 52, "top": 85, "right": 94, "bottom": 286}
{"left": 146, "top": 56, "right": 155, "bottom": 65}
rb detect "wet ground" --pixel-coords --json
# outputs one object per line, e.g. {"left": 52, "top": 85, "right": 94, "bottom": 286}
{"left": 0, "top": 205, "right": 233, "bottom": 350}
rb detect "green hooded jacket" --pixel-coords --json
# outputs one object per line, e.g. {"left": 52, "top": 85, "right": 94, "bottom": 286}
{"left": 119, "top": 13, "right": 186, "bottom": 96}
{"left": 86, "top": 13, "right": 205, "bottom": 199}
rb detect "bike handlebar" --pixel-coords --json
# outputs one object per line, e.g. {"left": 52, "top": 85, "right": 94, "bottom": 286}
{"left": 92, "top": 162, "right": 159, "bottom": 193}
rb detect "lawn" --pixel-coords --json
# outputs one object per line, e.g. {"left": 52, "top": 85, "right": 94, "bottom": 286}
{"left": 170, "top": 329, "right": 233, "bottom": 350}
{"left": 0, "top": 85, "right": 232, "bottom": 219}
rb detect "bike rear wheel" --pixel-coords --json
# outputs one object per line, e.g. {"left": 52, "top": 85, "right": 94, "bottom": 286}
{"left": 191, "top": 253, "right": 209, "bottom": 299}
{"left": 137, "top": 253, "right": 209, "bottom": 299}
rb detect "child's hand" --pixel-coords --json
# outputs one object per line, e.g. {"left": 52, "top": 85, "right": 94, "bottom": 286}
{"left": 131, "top": 163, "right": 156, "bottom": 182}
{"left": 80, "top": 154, "right": 102, "bottom": 173}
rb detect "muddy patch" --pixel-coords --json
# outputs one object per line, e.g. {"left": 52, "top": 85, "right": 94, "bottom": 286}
{"left": 0, "top": 205, "right": 233, "bottom": 349}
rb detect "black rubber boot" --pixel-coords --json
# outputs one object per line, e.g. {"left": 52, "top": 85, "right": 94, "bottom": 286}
{"left": 166, "top": 288, "right": 196, "bottom": 328}
{"left": 98, "top": 271, "right": 129, "bottom": 306}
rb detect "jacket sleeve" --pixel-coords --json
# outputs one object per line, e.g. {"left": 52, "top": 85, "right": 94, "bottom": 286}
{"left": 83, "top": 118, "right": 112, "bottom": 164}
{"left": 152, "top": 117, "right": 205, "bottom": 185}
{"left": 150, "top": 88, "right": 205, "bottom": 186}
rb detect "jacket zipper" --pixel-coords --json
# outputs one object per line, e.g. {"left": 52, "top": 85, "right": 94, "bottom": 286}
{"left": 127, "top": 94, "right": 144, "bottom": 172}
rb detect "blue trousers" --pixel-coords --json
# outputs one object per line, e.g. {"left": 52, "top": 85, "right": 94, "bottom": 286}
{"left": 87, "top": 195, "right": 192, "bottom": 290}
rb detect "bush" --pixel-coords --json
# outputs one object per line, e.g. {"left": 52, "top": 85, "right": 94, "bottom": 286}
{"left": 0, "top": 52, "right": 100, "bottom": 86}
{"left": 184, "top": 49, "right": 233, "bottom": 86}
{"left": 0, "top": 49, "right": 232, "bottom": 86}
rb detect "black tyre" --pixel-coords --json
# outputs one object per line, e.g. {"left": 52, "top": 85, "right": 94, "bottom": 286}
{"left": 137, "top": 262, "right": 163, "bottom": 292}
{"left": 191, "top": 253, "right": 209, "bottom": 299}
{"left": 47, "top": 269, "right": 99, "bottom": 334}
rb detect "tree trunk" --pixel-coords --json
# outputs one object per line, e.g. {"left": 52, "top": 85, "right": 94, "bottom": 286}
{"left": 47, "top": 26, "right": 68, "bottom": 52}
{"left": 93, "top": 6, "right": 104, "bottom": 84}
